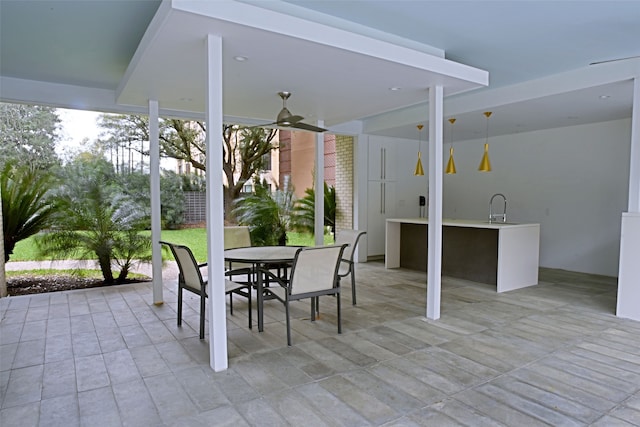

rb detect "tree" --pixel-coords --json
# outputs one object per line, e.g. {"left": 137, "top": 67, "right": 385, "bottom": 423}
{"left": 0, "top": 103, "right": 60, "bottom": 169}
{"left": 37, "top": 157, "right": 151, "bottom": 284}
{"left": 233, "top": 181, "right": 295, "bottom": 246}
{"left": 292, "top": 182, "right": 336, "bottom": 239}
{"left": 97, "top": 114, "right": 150, "bottom": 174}
{"left": 222, "top": 126, "right": 278, "bottom": 221}
{"left": 1, "top": 162, "right": 57, "bottom": 263}
{"left": 96, "top": 115, "right": 278, "bottom": 221}
{"left": 116, "top": 170, "right": 186, "bottom": 230}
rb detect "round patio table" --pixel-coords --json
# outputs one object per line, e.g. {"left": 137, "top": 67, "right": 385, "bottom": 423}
{"left": 224, "top": 246, "right": 302, "bottom": 332}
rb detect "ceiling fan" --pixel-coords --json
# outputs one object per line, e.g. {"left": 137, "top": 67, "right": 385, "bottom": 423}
{"left": 263, "top": 91, "right": 327, "bottom": 133}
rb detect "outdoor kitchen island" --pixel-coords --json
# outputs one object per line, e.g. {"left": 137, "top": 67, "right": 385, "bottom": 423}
{"left": 385, "top": 218, "right": 540, "bottom": 292}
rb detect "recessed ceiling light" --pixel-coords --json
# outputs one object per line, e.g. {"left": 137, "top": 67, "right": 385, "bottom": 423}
{"left": 599, "top": 95, "right": 610, "bottom": 99}
{"left": 389, "top": 87, "right": 402, "bottom": 91}
{"left": 234, "top": 56, "right": 248, "bottom": 62}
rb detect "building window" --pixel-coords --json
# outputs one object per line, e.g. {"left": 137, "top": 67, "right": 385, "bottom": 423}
{"left": 261, "top": 152, "right": 271, "bottom": 171}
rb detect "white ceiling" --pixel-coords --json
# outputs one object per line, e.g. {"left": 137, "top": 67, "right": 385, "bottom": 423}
{"left": 1, "top": 0, "right": 639, "bottom": 143}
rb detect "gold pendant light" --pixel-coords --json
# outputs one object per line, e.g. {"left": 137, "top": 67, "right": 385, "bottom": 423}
{"left": 414, "top": 124, "right": 425, "bottom": 176}
{"left": 445, "top": 118, "right": 457, "bottom": 174}
{"left": 478, "top": 111, "right": 492, "bottom": 172}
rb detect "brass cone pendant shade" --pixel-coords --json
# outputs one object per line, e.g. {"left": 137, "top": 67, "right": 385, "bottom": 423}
{"left": 414, "top": 124, "right": 425, "bottom": 176}
{"left": 415, "top": 152, "right": 425, "bottom": 176}
{"left": 446, "top": 147, "right": 457, "bottom": 174}
{"left": 478, "top": 143, "right": 492, "bottom": 172}
{"left": 478, "top": 112, "right": 493, "bottom": 172}
{"left": 446, "top": 118, "right": 457, "bottom": 174}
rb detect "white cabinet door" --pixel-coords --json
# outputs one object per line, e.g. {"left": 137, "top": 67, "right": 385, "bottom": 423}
{"left": 368, "top": 138, "right": 397, "bottom": 181}
{"left": 367, "top": 181, "right": 396, "bottom": 256}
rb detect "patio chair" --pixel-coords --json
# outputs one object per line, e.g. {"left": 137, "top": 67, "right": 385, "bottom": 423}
{"left": 224, "top": 226, "right": 254, "bottom": 283}
{"left": 160, "top": 241, "right": 252, "bottom": 339}
{"left": 263, "top": 244, "right": 347, "bottom": 346}
{"left": 335, "top": 229, "right": 367, "bottom": 305}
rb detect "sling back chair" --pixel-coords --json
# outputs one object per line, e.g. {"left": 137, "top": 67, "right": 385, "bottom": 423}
{"left": 263, "top": 244, "right": 347, "bottom": 346}
{"left": 335, "top": 230, "right": 367, "bottom": 305}
{"left": 160, "top": 241, "right": 252, "bottom": 339}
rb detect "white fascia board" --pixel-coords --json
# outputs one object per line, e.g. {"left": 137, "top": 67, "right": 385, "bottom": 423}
{"left": 362, "top": 59, "right": 640, "bottom": 134}
{"left": 326, "top": 120, "right": 364, "bottom": 136}
{"left": 362, "top": 103, "right": 428, "bottom": 135}
{"left": 0, "top": 76, "right": 231, "bottom": 121}
{"left": 446, "top": 58, "right": 640, "bottom": 116}
{"left": 0, "top": 76, "right": 120, "bottom": 112}
{"left": 173, "top": 0, "right": 487, "bottom": 87}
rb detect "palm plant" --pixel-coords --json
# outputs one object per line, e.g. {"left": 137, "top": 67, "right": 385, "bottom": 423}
{"left": 1, "top": 162, "right": 57, "bottom": 263}
{"left": 292, "top": 182, "right": 336, "bottom": 240}
{"left": 37, "top": 160, "right": 151, "bottom": 284}
{"left": 233, "top": 182, "right": 295, "bottom": 246}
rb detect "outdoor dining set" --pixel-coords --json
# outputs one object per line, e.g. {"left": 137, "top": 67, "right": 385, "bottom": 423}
{"left": 160, "top": 227, "right": 366, "bottom": 346}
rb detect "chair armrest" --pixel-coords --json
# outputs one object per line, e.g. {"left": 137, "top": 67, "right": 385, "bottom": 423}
{"left": 260, "top": 267, "right": 289, "bottom": 289}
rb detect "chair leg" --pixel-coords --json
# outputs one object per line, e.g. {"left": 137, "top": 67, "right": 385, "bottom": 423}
{"left": 337, "top": 290, "right": 342, "bottom": 334}
{"left": 247, "top": 287, "right": 252, "bottom": 329}
{"left": 229, "top": 292, "right": 233, "bottom": 315}
{"left": 351, "top": 269, "right": 357, "bottom": 305}
{"left": 177, "top": 286, "right": 183, "bottom": 327}
{"left": 199, "top": 293, "right": 206, "bottom": 340}
{"left": 310, "top": 298, "right": 316, "bottom": 321}
{"left": 285, "top": 300, "right": 291, "bottom": 346}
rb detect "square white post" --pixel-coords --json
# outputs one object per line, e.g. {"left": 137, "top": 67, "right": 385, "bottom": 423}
{"left": 149, "top": 99, "right": 163, "bottom": 304}
{"left": 205, "top": 34, "right": 228, "bottom": 371}
{"left": 617, "top": 76, "right": 640, "bottom": 321}
{"left": 315, "top": 121, "right": 325, "bottom": 246}
{"left": 426, "top": 85, "right": 444, "bottom": 320}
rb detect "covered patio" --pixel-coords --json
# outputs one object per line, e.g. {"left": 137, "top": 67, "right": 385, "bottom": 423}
{"left": 2, "top": 262, "right": 639, "bottom": 426}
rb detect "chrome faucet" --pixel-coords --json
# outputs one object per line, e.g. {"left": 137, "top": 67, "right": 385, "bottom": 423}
{"left": 489, "top": 193, "right": 507, "bottom": 223}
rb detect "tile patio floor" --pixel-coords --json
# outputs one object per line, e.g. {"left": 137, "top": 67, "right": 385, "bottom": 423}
{"left": 1, "top": 261, "right": 640, "bottom": 426}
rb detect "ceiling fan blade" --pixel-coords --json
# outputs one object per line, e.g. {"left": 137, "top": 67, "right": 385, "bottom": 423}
{"left": 277, "top": 115, "right": 304, "bottom": 126}
{"left": 272, "top": 92, "right": 325, "bottom": 131}
{"left": 247, "top": 121, "right": 277, "bottom": 129}
{"left": 290, "top": 121, "right": 327, "bottom": 133}
{"left": 590, "top": 55, "right": 640, "bottom": 65}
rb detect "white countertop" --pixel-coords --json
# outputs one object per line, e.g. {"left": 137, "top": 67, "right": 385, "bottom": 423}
{"left": 386, "top": 217, "right": 539, "bottom": 230}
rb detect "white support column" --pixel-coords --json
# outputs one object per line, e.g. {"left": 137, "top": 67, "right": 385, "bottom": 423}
{"left": 617, "top": 76, "right": 640, "bottom": 321}
{"left": 314, "top": 123, "right": 325, "bottom": 246}
{"left": 149, "top": 99, "right": 163, "bottom": 304}
{"left": 426, "top": 85, "right": 444, "bottom": 320}
{"left": 627, "top": 77, "right": 640, "bottom": 212}
{"left": 205, "top": 34, "right": 228, "bottom": 371}
{"left": 353, "top": 134, "right": 367, "bottom": 263}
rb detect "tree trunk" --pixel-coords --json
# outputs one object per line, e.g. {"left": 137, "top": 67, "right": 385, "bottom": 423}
{"left": 223, "top": 188, "right": 236, "bottom": 223}
{"left": 116, "top": 265, "right": 129, "bottom": 284}
{"left": 97, "top": 254, "right": 114, "bottom": 284}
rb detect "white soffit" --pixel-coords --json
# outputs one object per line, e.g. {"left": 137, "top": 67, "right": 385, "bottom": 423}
{"left": 116, "top": 0, "right": 487, "bottom": 127}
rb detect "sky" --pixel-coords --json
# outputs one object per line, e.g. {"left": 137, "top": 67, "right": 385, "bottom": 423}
{"left": 56, "top": 108, "right": 102, "bottom": 157}
{"left": 56, "top": 108, "right": 177, "bottom": 170}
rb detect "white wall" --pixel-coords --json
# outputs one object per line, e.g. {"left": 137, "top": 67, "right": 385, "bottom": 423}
{"left": 442, "top": 118, "right": 631, "bottom": 277}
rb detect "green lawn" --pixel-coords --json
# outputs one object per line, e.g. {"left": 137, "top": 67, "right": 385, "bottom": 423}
{"left": 10, "top": 229, "right": 334, "bottom": 264}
